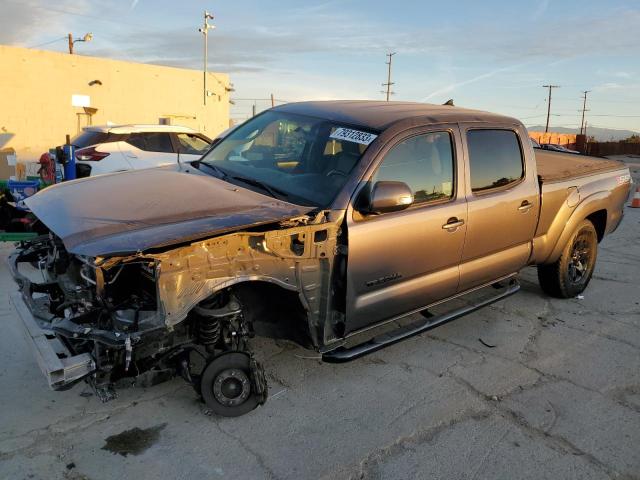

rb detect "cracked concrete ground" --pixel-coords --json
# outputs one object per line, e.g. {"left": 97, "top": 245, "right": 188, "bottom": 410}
{"left": 1, "top": 158, "right": 639, "bottom": 480}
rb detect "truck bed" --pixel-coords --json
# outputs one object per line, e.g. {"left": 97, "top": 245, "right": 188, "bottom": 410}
{"left": 535, "top": 150, "right": 625, "bottom": 183}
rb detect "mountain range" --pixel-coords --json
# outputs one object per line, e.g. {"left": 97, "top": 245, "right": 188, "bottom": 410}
{"left": 526, "top": 125, "right": 638, "bottom": 142}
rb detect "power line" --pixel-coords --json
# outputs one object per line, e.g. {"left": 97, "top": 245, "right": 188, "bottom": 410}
{"left": 27, "top": 36, "right": 67, "bottom": 49}
{"left": 4, "top": 0, "right": 152, "bottom": 29}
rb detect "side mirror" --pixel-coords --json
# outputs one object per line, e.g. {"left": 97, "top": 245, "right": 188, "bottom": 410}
{"left": 365, "top": 181, "right": 414, "bottom": 214}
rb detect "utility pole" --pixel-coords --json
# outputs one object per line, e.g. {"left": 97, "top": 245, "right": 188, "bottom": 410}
{"left": 67, "top": 32, "right": 92, "bottom": 54}
{"left": 199, "top": 11, "right": 215, "bottom": 106}
{"left": 382, "top": 52, "right": 396, "bottom": 101}
{"left": 542, "top": 84, "right": 560, "bottom": 133}
{"left": 579, "top": 90, "right": 590, "bottom": 136}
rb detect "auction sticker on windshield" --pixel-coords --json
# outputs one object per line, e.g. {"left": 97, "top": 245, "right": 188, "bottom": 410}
{"left": 330, "top": 128, "right": 378, "bottom": 146}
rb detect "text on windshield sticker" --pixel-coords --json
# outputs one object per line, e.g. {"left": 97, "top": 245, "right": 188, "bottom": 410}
{"left": 330, "top": 128, "right": 378, "bottom": 146}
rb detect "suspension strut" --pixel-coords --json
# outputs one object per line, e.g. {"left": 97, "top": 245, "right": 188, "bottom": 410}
{"left": 196, "top": 313, "right": 221, "bottom": 353}
{"left": 193, "top": 295, "right": 242, "bottom": 353}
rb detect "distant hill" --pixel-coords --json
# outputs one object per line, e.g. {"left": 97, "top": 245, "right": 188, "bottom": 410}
{"left": 526, "top": 125, "right": 638, "bottom": 142}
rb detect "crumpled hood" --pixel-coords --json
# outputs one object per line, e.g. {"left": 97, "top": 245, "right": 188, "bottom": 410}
{"left": 25, "top": 165, "right": 313, "bottom": 257}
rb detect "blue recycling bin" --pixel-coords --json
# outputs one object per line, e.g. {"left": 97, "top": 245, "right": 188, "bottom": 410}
{"left": 7, "top": 179, "right": 39, "bottom": 210}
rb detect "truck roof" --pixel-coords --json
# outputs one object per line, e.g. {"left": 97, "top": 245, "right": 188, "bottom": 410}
{"left": 83, "top": 124, "right": 198, "bottom": 134}
{"left": 274, "top": 100, "right": 520, "bottom": 131}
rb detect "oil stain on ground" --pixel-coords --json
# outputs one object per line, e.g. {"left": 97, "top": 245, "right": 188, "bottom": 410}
{"left": 102, "top": 423, "right": 167, "bottom": 457}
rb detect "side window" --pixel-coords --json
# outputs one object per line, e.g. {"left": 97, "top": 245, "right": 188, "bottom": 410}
{"left": 467, "top": 130, "right": 524, "bottom": 193}
{"left": 175, "top": 133, "right": 211, "bottom": 155}
{"left": 372, "top": 132, "right": 455, "bottom": 205}
{"left": 127, "top": 132, "right": 174, "bottom": 153}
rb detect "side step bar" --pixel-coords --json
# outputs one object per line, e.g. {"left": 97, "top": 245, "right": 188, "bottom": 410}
{"left": 10, "top": 292, "right": 95, "bottom": 389}
{"left": 322, "top": 279, "right": 520, "bottom": 363}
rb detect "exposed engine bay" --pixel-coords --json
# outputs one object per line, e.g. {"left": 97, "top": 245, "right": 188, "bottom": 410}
{"left": 9, "top": 211, "right": 342, "bottom": 416}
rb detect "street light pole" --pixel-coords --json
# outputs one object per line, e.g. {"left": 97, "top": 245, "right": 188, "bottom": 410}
{"left": 67, "top": 32, "right": 93, "bottom": 54}
{"left": 199, "top": 11, "right": 215, "bottom": 106}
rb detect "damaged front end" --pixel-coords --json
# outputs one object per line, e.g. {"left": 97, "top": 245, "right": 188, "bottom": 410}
{"left": 10, "top": 234, "right": 180, "bottom": 399}
{"left": 9, "top": 211, "right": 342, "bottom": 415}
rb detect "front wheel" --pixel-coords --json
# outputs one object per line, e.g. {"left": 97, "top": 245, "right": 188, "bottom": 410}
{"left": 537, "top": 219, "right": 598, "bottom": 298}
{"left": 200, "top": 352, "right": 267, "bottom": 417}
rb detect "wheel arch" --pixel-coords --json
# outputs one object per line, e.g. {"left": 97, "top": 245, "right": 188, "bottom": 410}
{"left": 544, "top": 192, "right": 609, "bottom": 264}
{"left": 202, "top": 279, "right": 313, "bottom": 348}
{"left": 586, "top": 209, "right": 607, "bottom": 242}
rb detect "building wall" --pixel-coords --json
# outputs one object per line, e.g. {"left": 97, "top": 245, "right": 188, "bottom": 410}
{"left": 0, "top": 45, "right": 230, "bottom": 162}
{"left": 529, "top": 131, "right": 578, "bottom": 148}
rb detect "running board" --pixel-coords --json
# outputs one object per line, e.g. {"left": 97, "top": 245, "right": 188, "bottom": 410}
{"left": 322, "top": 279, "right": 520, "bottom": 363}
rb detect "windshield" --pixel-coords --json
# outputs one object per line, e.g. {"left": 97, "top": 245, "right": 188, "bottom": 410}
{"left": 199, "top": 111, "right": 377, "bottom": 207}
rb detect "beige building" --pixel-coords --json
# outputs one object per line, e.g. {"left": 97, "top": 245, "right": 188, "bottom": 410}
{"left": 0, "top": 45, "right": 230, "bottom": 163}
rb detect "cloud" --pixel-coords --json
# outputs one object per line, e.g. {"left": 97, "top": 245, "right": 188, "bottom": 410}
{"left": 532, "top": 0, "right": 550, "bottom": 20}
{"left": 593, "top": 82, "right": 624, "bottom": 91}
{"left": 0, "top": 0, "right": 90, "bottom": 45}
{"left": 420, "top": 62, "right": 531, "bottom": 102}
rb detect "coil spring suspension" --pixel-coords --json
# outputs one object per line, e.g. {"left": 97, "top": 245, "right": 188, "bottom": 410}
{"left": 197, "top": 315, "right": 221, "bottom": 352}
{"left": 194, "top": 293, "right": 243, "bottom": 353}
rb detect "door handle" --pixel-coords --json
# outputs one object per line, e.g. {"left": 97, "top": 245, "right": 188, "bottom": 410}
{"left": 442, "top": 217, "right": 465, "bottom": 231}
{"left": 518, "top": 200, "right": 533, "bottom": 213}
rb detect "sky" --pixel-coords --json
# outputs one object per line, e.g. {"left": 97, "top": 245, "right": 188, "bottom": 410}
{"left": 1, "top": 0, "right": 639, "bottom": 131}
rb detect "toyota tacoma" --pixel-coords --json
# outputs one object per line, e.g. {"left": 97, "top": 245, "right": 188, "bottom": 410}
{"left": 9, "top": 101, "right": 632, "bottom": 416}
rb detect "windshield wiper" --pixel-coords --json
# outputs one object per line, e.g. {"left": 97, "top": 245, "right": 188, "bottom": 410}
{"left": 228, "top": 174, "right": 289, "bottom": 200}
{"left": 193, "top": 161, "right": 228, "bottom": 180}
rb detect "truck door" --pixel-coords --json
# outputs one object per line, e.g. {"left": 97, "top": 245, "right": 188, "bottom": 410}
{"left": 457, "top": 126, "right": 539, "bottom": 291}
{"left": 344, "top": 127, "right": 467, "bottom": 334}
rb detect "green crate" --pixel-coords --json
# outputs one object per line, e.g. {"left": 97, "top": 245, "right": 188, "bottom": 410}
{"left": 0, "top": 232, "right": 38, "bottom": 242}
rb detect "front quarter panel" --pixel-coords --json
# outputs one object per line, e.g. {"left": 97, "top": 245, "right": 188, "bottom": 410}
{"left": 143, "top": 217, "right": 341, "bottom": 348}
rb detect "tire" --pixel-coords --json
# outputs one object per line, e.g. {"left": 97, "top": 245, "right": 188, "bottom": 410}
{"left": 200, "top": 352, "right": 261, "bottom": 417}
{"left": 537, "top": 219, "right": 598, "bottom": 298}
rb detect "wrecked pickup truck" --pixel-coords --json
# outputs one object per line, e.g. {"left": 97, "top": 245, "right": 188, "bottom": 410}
{"left": 10, "top": 101, "right": 632, "bottom": 416}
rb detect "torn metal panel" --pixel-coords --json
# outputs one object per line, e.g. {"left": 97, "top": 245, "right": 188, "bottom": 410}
{"left": 144, "top": 217, "right": 340, "bottom": 346}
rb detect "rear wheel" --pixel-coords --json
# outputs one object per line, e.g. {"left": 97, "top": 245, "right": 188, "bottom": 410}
{"left": 537, "top": 219, "right": 598, "bottom": 298}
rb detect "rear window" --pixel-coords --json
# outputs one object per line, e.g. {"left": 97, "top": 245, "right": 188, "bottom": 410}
{"left": 71, "top": 131, "right": 127, "bottom": 148}
{"left": 175, "top": 133, "right": 211, "bottom": 155}
{"left": 126, "top": 132, "right": 174, "bottom": 153}
{"left": 467, "top": 129, "right": 524, "bottom": 192}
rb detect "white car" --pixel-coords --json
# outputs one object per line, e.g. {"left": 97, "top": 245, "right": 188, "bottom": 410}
{"left": 72, "top": 125, "right": 212, "bottom": 177}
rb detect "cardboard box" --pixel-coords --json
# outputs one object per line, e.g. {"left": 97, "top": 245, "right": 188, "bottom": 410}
{"left": 0, "top": 148, "right": 16, "bottom": 180}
